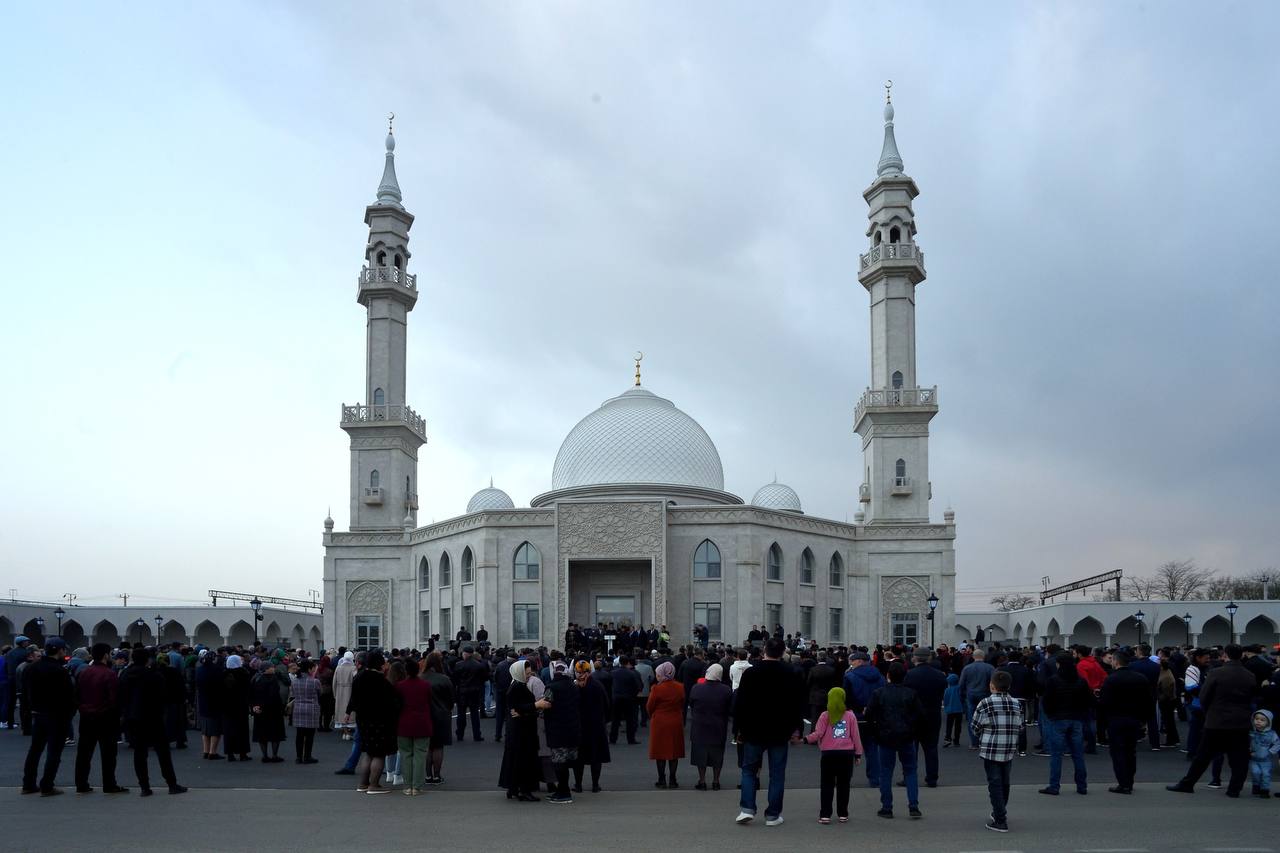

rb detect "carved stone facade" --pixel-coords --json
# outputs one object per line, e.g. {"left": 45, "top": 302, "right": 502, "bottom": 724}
{"left": 346, "top": 580, "right": 390, "bottom": 643}
{"left": 555, "top": 501, "right": 666, "bottom": 636}
{"left": 880, "top": 576, "right": 930, "bottom": 642}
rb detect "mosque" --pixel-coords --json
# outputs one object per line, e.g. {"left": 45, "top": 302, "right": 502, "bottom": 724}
{"left": 322, "top": 93, "right": 958, "bottom": 651}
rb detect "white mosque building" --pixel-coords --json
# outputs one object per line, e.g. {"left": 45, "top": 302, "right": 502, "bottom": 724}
{"left": 322, "top": 94, "right": 958, "bottom": 651}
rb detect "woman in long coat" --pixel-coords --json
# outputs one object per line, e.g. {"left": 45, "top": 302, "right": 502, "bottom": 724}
{"left": 688, "top": 662, "right": 733, "bottom": 790}
{"left": 315, "top": 655, "right": 335, "bottom": 731}
{"left": 222, "top": 655, "right": 252, "bottom": 761}
{"left": 347, "top": 651, "right": 400, "bottom": 794}
{"left": 420, "top": 652, "right": 454, "bottom": 785}
{"left": 290, "top": 659, "right": 322, "bottom": 762}
{"left": 498, "top": 660, "right": 541, "bottom": 801}
{"left": 573, "top": 660, "right": 612, "bottom": 793}
{"left": 251, "top": 661, "right": 286, "bottom": 761}
{"left": 646, "top": 661, "right": 686, "bottom": 787}
{"left": 332, "top": 652, "right": 356, "bottom": 734}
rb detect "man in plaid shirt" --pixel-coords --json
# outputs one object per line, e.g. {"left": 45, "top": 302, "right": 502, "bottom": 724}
{"left": 972, "top": 670, "right": 1024, "bottom": 833}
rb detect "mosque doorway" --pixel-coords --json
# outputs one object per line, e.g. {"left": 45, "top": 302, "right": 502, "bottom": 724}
{"left": 568, "top": 559, "right": 652, "bottom": 630}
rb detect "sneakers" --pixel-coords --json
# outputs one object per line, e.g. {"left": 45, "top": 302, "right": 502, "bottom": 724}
{"left": 1207, "top": 780, "right": 1223, "bottom": 789}
{"left": 909, "top": 807, "right": 922, "bottom": 819}
{"left": 40, "top": 788, "right": 65, "bottom": 797}
{"left": 986, "top": 819, "right": 1010, "bottom": 833}
{"left": 391, "top": 773, "right": 404, "bottom": 786}
{"left": 1108, "top": 786, "right": 1133, "bottom": 795}
{"left": 168, "top": 785, "right": 188, "bottom": 795}
{"left": 818, "top": 817, "right": 831, "bottom": 825}
{"left": 735, "top": 811, "right": 754, "bottom": 825}
{"left": 1038, "top": 787, "right": 1059, "bottom": 795}
{"left": 1166, "top": 783, "right": 1194, "bottom": 793}
{"left": 547, "top": 794, "right": 574, "bottom": 804}
{"left": 764, "top": 816, "right": 784, "bottom": 827}
{"left": 876, "top": 809, "right": 893, "bottom": 819}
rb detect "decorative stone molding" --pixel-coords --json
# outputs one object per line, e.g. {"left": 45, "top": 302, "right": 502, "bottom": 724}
{"left": 330, "top": 533, "right": 405, "bottom": 546}
{"left": 668, "top": 506, "right": 858, "bottom": 538}
{"left": 881, "top": 576, "right": 929, "bottom": 640}
{"left": 556, "top": 502, "right": 665, "bottom": 634}
{"left": 345, "top": 580, "right": 389, "bottom": 641}
{"left": 349, "top": 435, "right": 420, "bottom": 460}
{"left": 860, "top": 525, "right": 952, "bottom": 539}
{"left": 409, "top": 510, "right": 555, "bottom": 542}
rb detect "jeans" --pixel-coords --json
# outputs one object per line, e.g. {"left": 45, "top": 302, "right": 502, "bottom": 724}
{"left": 397, "top": 735, "right": 429, "bottom": 789}
{"left": 818, "top": 751, "right": 854, "bottom": 818}
{"left": 964, "top": 694, "right": 988, "bottom": 746}
{"left": 739, "top": 741, "right": 789, "bottom": 818}
{"left": 861, "top": 730, "right": 880, "bottom": 786}
{"left": 984, "top": 758, "right": 1012, "bottom": 823}
{"left": 1251, "top": 758, "right": 1273, "bottom": 791}
{"left": 23, "top": 713, "right": 69, "bottom": 792}
{"left": 1107, "top": 717, "right": 1141, "bottom": 789}
{"left": 341, "top": 726, "right": 362, "bottom": 771}
{"left": 75, "top": 711, "right": 121, "bottom": 790}
{"left": 0, "top": 681, "right": 9, "bottom": 726}
{"left": 610, "top": 697, "right": 638, "bottom": 743}
{"left": 1047, "top": 718, "right": 1087, "bottom": 792}
{"left": 878, "top": 741, "right": 919, "bottom": 811}
{"left": 385, "top": 751, "right": 401, "bottom": 775}
{"left": 917, "top": 714, "right": 941, "bottom": 785}
{"left": 944, "top": 712, "right": 963, "bottom": 744}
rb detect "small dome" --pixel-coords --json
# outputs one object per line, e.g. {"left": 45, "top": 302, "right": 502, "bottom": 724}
{"left": 752, "top": 482, "right": 802, "bottom": 513}
{"left": 323, "top": 514, "right": 334, "bottom": 531}
{"left": 467, "top": 486, "right": 515, "bottom": 513}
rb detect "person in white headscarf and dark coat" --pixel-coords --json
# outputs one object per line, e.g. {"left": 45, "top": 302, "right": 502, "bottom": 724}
{"left": 221, "top": 655, "right": 252, "bottom": 761}
{"left": 498, "top": 660, "right": 542, "bottom": 801}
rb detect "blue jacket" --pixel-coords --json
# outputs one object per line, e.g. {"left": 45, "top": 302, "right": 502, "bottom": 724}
{"left": 843, "top": 663, "right": 885, "bottom": 714}
{"left": 1251, "top": 710, "right": 1279, "bottom": 761}
{"left": 943, "top": 674, "right": 963, "bottom": 714}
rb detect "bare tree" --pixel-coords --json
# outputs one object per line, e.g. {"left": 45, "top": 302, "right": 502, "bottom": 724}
{"left": 990, "top": 593, "right": 1037, "bottom": 611}
{"left": 1205, "top": 569, "right": 1274, "bottom": 601}
{"left": 1149, "top": 559, "right": 1214, "bottom": 600}
{"left": 1121, "top": 574, "right": 1158, "bottom": 601}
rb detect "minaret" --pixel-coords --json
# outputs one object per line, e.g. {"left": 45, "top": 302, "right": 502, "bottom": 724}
{"left": 340, "top": 116, "right": 427, "bottom": 531}
{"left": 854, "top": 84, "right": 937, "bottom": 524}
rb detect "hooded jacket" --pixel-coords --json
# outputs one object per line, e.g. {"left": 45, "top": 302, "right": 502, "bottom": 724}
{"left": 842, "top": 662, "right": 886, "bottom": 715}
{"left": 1250, "top": 710, "right": 1279, "bottom": 761}
{"left": 943, "top": 673, "right": 963, "bottom": 714}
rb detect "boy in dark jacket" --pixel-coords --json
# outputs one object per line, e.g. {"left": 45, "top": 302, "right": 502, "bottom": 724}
{"left": 866, "top": 662, "right": 925, "bottom": 819}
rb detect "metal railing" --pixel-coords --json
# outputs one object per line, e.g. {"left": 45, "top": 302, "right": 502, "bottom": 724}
{"left": 358, "top": 265, "right": 417, "bottom": 291}
{"left": 341, "top": 403, "right": 427, "bottom": 439}
{"left": 855, "top": 386, "right": 938, "bottom": 423}
{"left": 859, "top": 242, "right": 923, "bottom": 270}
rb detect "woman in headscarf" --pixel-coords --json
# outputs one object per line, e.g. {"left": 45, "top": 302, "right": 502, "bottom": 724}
{"left": 572, "top": 658, "right": 612, "bottom": 793}
{"left": 195, "top": 650, "right": 225, "bottom": 760}
{"left": 646, "top": 660, "right": 686, "bottom": 787}
{"left": 250, "top": 659, "right": 287, "bottom": 762}
{"left": 420, "top": 651, "right": 454, "bottom": 785}
{"left": 314, "top": 654, "right": 335, "bottom": 731}
{"left": 498, "top": 659, "right": 542, "bottom": 801}
{"left": 332, "top": 651, "right": 356, "bottom": 736}
{"left": 805, "top": 686, "right": 863, "bottom": 824}
{"left": 290, "top": 658, "right": 321, "bottom": 763}
{"left": 688, "top": 661, "right": 733, "bottom": 790}
{"left": 536, "top": 660, "right": 579, "bottom": 802}
{"left": 221, "top": 655, "right": 252, "bottom": 761}
{"left": 347, "top": 651, "right": 400, "bottom": 794}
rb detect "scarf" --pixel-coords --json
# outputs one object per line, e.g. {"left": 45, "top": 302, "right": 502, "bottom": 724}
{"left": 704, "top": 663, "right": 723, "bottom": 683}
{"left": 656, "top": 661, "right": 675, "bottom": 682}
{"left": 226, "top": 655, "right": 243, "bottom": 670}
{"left": 510, "top": 660, "right": 528, "bottom": 683}
{"left": 826, "top": 686, "right": 848, "bottom": 723}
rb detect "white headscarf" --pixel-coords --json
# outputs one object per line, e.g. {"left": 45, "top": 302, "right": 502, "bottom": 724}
{"left": 509, "top": 660, "right": 528, "bottom": 683}
{"left": 225, "top": 654, "right": 243, "bottom": 670}
{"left": 338, "top": 651, "right": 354, "bottom": 665}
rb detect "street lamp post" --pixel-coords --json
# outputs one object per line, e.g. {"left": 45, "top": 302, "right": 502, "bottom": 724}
{"left": 154, "top": 615, "right": 163, "bottom": 644}
{"left": 1134, "top": 610, "right": 1145, "bottom": 647}
{"left": 1226, "top": 601, "right": 1238, "bottom": 640}
{"left": 34, "top": 616, "right": 45, "bottom": 643}
{"left": 134, "top": 617, "right": 146, "bottom": 644}
{"left": 927, "top": 593, "right": 939, "bottom": 648}
{"left": 1182, "top": 612, "right": 1192, "bottom": 646}
{"left": 250, "top": 597, "right": 262, "bottom": 645}
{"left": 54, "top": 606, "right": 65, "bottom": 638}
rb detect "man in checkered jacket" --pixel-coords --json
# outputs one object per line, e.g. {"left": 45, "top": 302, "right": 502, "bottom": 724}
{"left": 972, "top": 670, "right": 1025, "bottom": 833}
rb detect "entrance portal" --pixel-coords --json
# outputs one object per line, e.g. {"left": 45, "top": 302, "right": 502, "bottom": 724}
{"left": 568, "top": 559, "right": 652, "bottom": 630}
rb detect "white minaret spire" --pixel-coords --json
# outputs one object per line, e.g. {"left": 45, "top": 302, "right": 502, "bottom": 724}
{"left": 339, "top": 118, "right": 426, "bottom": 531}
{"left": 854, "top": 86, "right": 937, "bottom": 524}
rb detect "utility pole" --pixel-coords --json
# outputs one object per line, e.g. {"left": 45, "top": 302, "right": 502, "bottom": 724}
{"left": 1261, "top": 574, "right": 1272, "bottom": 601}
{"left": 62, "top": 593, "right": 77, "bottom": 607}
{"left": 7, "top": 588, "right": 15, "bottom": 602}
{"left": 118, "top": 593, "right": 129, "bottom": 607}
{"left": 308, "top": 589, "right": 321, "bottom": 608}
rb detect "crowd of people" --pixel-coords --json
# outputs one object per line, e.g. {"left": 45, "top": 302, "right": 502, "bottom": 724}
{"left": 4, "top": 623, "right": 1279, "bottom": 834}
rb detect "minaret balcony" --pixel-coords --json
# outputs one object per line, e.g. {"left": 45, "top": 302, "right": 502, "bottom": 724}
{"left": 891, "top": 476, "right": 914, "bottom": 496}
{"left": 854, "top": 386, "right": 938, "bottom": 424}
{"left": 857, "top": 242, "right": 925, "bottom": 284}
{"left": 358, "top": 265, "right": 417, "bottom": 298}
{"left": 341, "top": 403, "right": 428, "bottom": 443}
{"left": 859, "top": 483, "right": 871, "bottom": 503}
{"left": 362, "top": 487, "right": 383, "bottom": 505}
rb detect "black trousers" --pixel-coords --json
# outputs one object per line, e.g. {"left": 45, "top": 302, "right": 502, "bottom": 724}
{"left": 1180, "top": 728, "right": 1249, "bottom": 794}
{"left": 494, "top": 691, "right": 508, "bottom": 740}
{"left": 1145, "top": 701, "right": 1160, "bottom": 749}
{"left": 610, "top": 698, "right": 638, "bottom": 743}
{"left": 984, "top": 758, "right": 1012, "bottom": 823}
{"left": 455, "top": 692, "right": 481, "bottom": 740}
{"left": 295, "top": 727, "right": 315, "bottom": 759}
{"left": 75, "top": 712, "right": 121, "bottom": 789}
{"left": 917, "top": 713, "right": 941, "bottom": 785}
{"left": 1159, "top": 699, "right": 1180, "bottom": 744}
{"left": 945, "top": 712, "right": 963, "bottom": 744}
{"left": 127, "top": 723, "right": 177, "bottom": 790}
{"left": 819, "top": 751, "right": 854, "bottom": 818}
{"left": 23, "top": 712, "right": 68, "bottom": 792}
{"left": 1107, "top": 716, "right": 1141, "bottom": 789}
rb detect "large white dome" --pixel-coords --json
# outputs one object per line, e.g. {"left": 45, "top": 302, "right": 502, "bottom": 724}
{"left": 552, "top": 386, "right": 724, "bottom": 491}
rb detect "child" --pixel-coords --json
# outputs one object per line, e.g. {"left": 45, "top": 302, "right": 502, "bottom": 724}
{"left": 804, "top": 686, "right": 863, "bottom": 824}
{"left": 943, "top": 673, "right": 963, "bottom": 747}
{"left": 972, "top": 670, "right": 1024, "bottom": 833}
{"left": 1249, "top": 709, "right": 1279, "bottom": 797}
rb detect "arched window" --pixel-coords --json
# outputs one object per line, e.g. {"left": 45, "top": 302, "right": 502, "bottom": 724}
{"left": 439, "top": 552, "right": 452, "bottom": 587}
{"left": 767, "top": 543, "right": 783, "bottom": 581}
{"left": 889, "top": 226, "right": 901, "bottom": 243}
{"left": 800, "top": 548, "right": 815, "bottom": 584}
{"left": 829, "top": 552, "right": 844, "bottom": 587}
{"left": 874, "top": 231, "right": 883, "bottom": 246}
{"left": 461, "top": 547, "right": 474, "bottom": 584}
{"left": 373, "top": 387, "right": 385, "bottom": 405}
{"left": 514, "top": 542, "right": 540, "bottom": 580}
{"left": 394, "top": 253, "right": 403, "bottom": 269}
{"left": 693, "top": 539, "right": 721, "bottom": 579}
{"left": 370, "top": 469, "right": 379, "bottom": 489}
{"left": 418, "top": 556, "right": 429, "bottom": 589}
{"left": 895, "top": 458, "right": 906, "bottom": 485}
{"left": 892, "top": 370, "right": 903, "bottom": 389}
{"left": 376, "top": 250, "right": 386, "bottom": 266}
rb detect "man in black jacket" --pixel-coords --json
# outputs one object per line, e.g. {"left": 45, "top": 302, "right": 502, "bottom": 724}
{"left": 118, "top": 647, "right": 187, "bottom": 796}
{"left": 452, "top": 646, "right": 488, "bottom": 742}
{"left": 998, "top": 650, "right": 1034, "bottom": 756}
{"left": 1098, "top": 649, "right": 1153, "bottom": 794}
{"left": 1168, "top": 644, "right": 1258, "bottom": 796}
{"left": 904, "top": 649, "right": 948, "bottom": 788}
{"left": 609, "top": 656, "right": 642, "bottom": 745}
{"left": 732, "top": 638, "right": 805, "bottom": 826}
{"left": 21, "top": 639, "right": 75, "bottom": 796}
{"left": 866, "top": 662, "right": 926, "bottom": 819}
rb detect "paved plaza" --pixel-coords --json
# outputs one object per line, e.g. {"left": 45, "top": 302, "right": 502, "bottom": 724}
{"left": 4, "top": 720, "right": 1276, "bottom": 853}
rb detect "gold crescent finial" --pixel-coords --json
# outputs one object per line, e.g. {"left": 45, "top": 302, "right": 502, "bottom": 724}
{"left": 388, "top": 111, "right": 395, "bottom": 133}
{"left": 885, "top": 80, "right": 893, "bottom": 103}
{"left": 634, "top": 351, "right": 643, "bottom": 386}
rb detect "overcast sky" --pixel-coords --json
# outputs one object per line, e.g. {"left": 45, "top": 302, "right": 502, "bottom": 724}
{"left": 2, "top": 2, "right": 1277, "bottom": 610}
